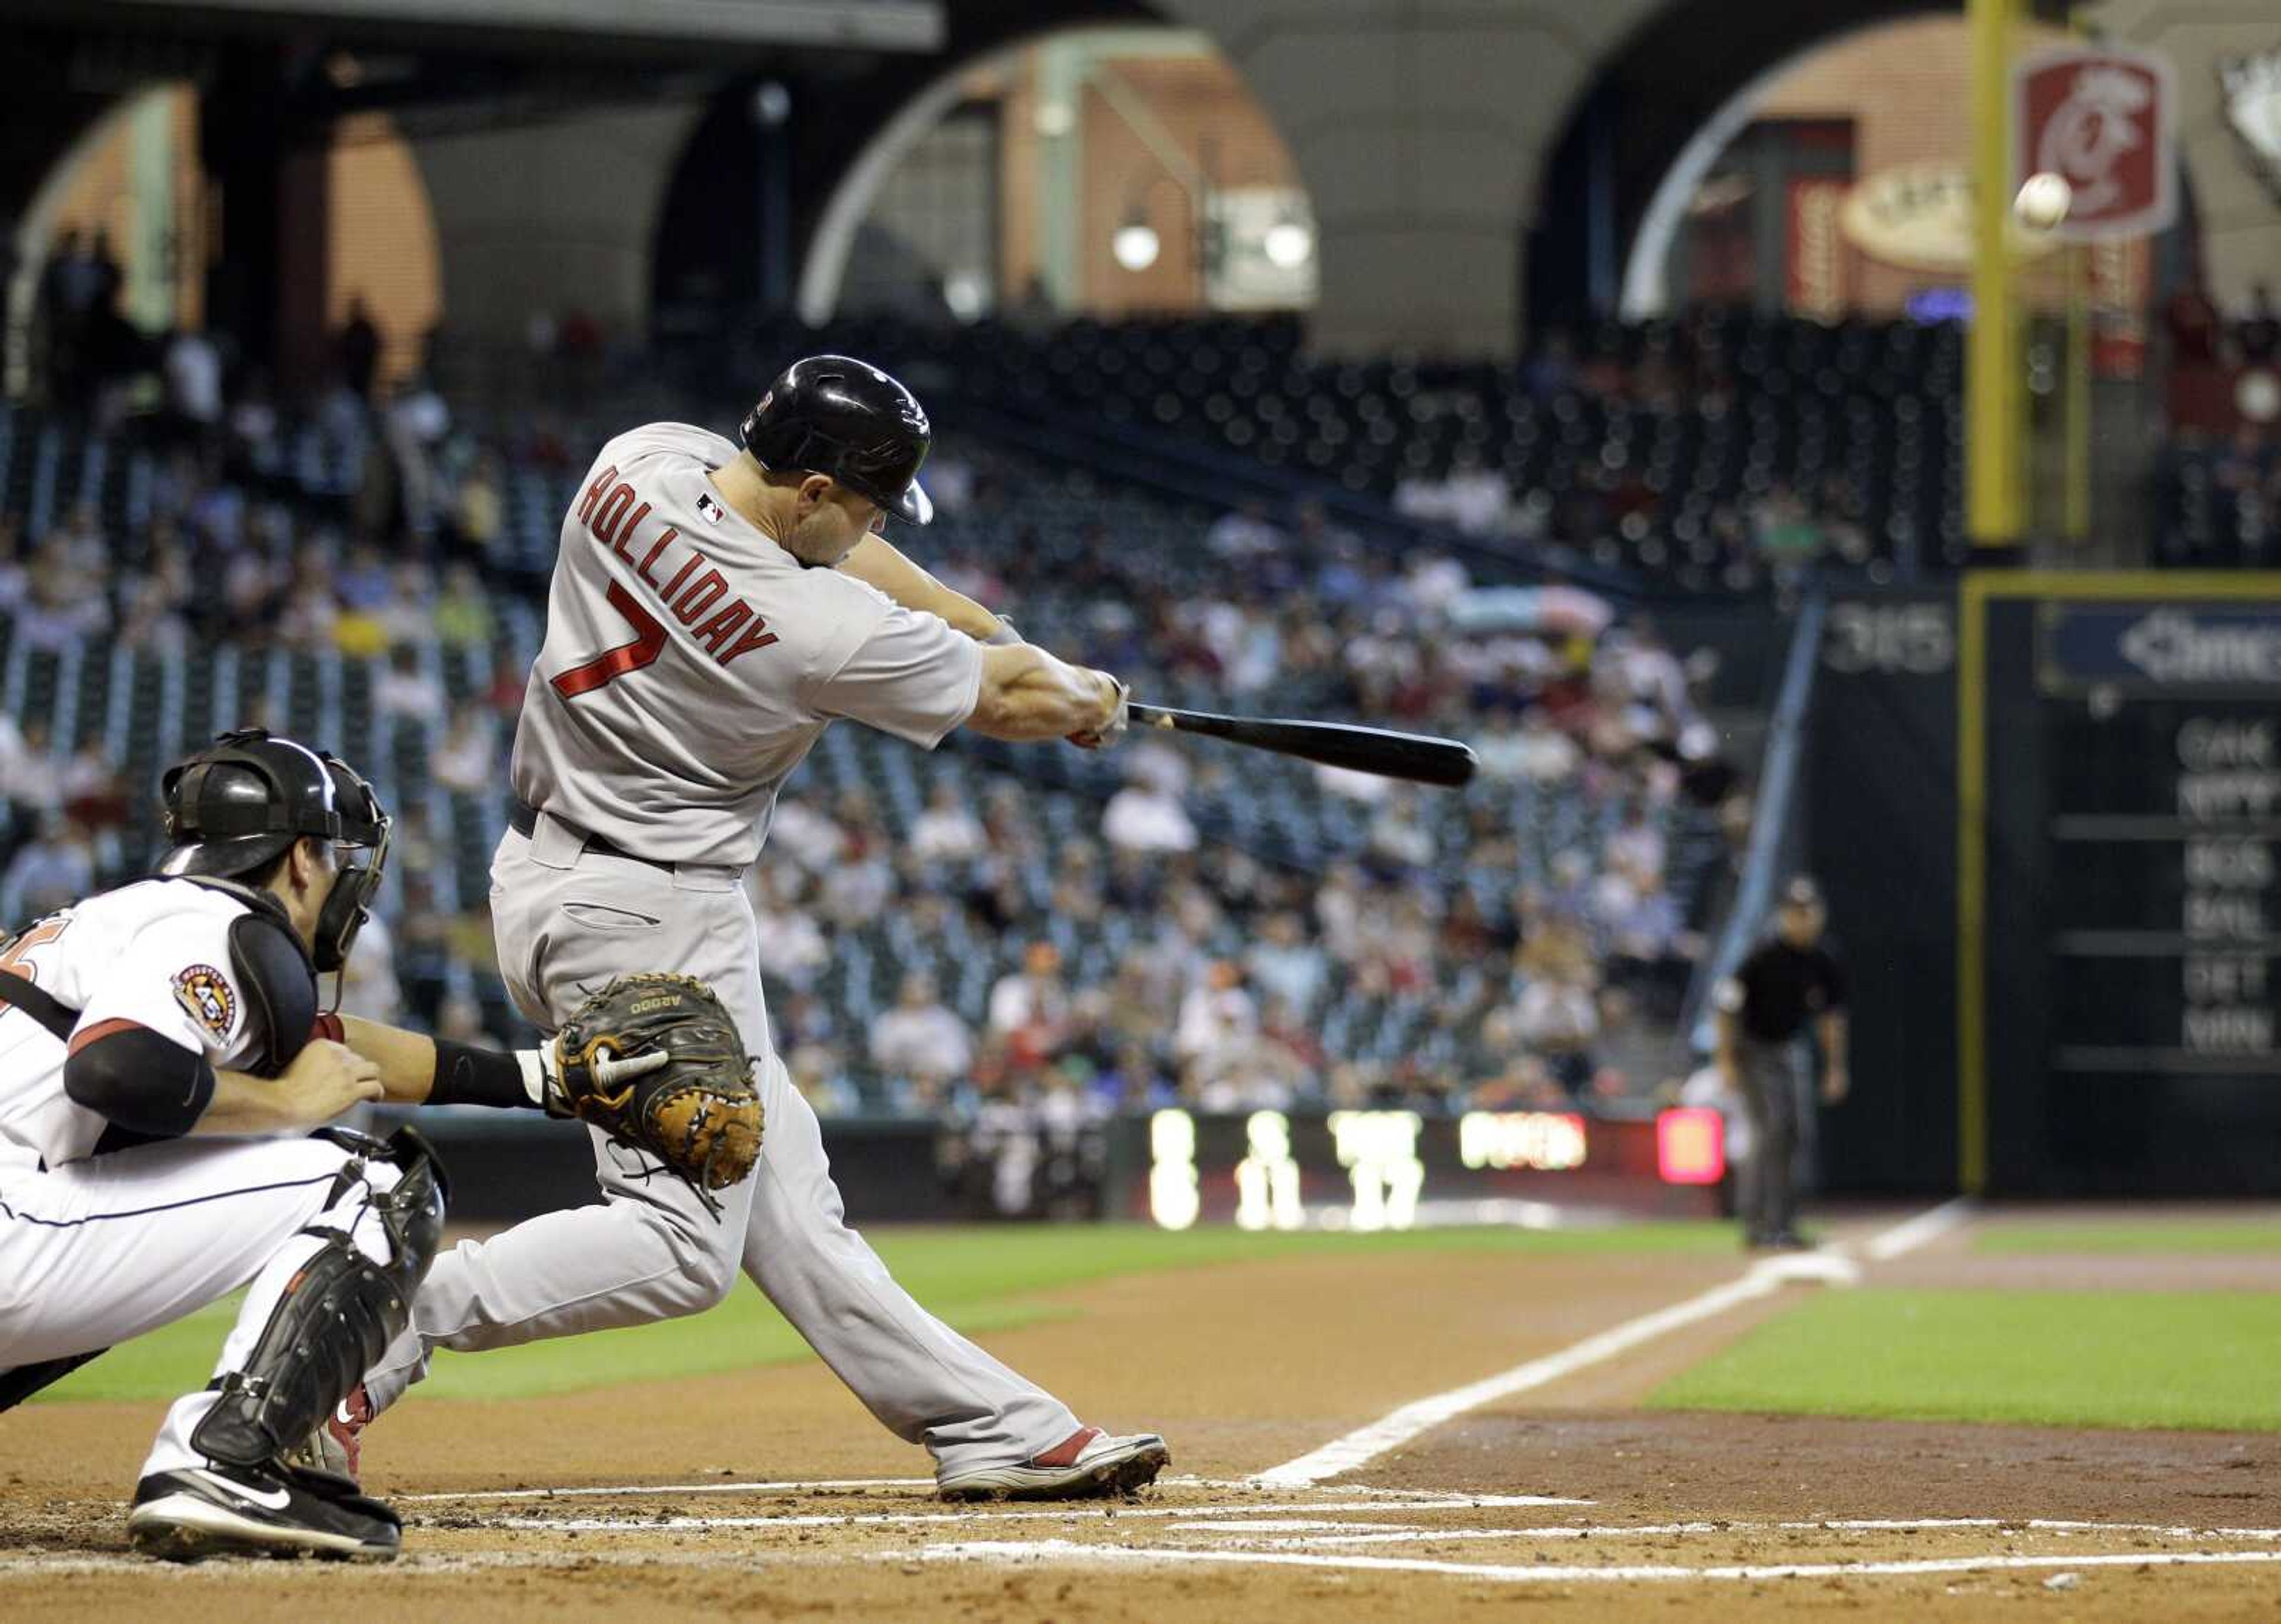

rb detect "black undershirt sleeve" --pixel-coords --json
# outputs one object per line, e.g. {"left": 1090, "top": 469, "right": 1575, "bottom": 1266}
{"left": 63, "top": 1025, "right": 216, "bottom": 1138}
{"left": 428, "top": 1037, "right": 538, "bottom": 1110}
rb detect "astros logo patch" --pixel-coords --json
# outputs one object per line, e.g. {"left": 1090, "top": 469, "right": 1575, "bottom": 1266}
{"left": 173, "top": 965, "right": 236, "bottom": 1037}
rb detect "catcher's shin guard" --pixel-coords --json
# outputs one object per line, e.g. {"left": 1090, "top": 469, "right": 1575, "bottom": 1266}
{"left": 191, "top": 1129, "right": 447, "bottom": 1469}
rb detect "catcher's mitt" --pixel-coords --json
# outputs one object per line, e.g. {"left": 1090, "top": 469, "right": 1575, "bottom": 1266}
{"left": 551, "top": 973, "right": 762, "bottom": 1214}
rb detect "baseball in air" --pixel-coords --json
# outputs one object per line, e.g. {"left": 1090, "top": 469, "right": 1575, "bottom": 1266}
{"left": 2013, "top": 171, "right": 2073, "bottom": 232}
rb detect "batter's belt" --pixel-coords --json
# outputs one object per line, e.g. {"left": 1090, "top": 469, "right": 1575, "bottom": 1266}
{"left": 508, "top": 797, "right": 674, "bottom": 872}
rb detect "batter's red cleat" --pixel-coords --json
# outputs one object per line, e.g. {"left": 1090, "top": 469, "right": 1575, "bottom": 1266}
{"left": 285, "top": 1384, "right": 373, "bottom": 1484}
{"left": 936, "top": 1426, "right": 1170, "bottom": 1501}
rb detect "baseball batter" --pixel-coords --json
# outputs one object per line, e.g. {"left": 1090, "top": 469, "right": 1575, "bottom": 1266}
{"left": 0, "top": 731, "right": 447, "bottom": 1559}
{"left": 359, "top": 356, "right": 1167, "bottom": 1497}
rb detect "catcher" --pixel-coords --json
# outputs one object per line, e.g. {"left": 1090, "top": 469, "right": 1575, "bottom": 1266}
{"left": 0, "top": 726, "right": 753, "bottom": 1562}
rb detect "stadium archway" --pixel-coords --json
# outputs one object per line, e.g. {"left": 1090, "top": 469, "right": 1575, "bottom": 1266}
{"left": 1521, "top": 0, "right": 2096, "bottom": 325}
{"left": 1617, "top": 10, "right": 2113, "bottom": 320}
{"left": 794, "top": 26, "right": 1316, "bottom": 327}
{"left": 11, "top": 85, "right": 442, "bottom": 394}
{"left": 326, "top": 113, "right": 444, "bottom": 388}
{"left": 4, "top": 89, "right": 150, "bottom": 395}
{"left": 661, "top": 0, "right": 1702, "bottom": 356}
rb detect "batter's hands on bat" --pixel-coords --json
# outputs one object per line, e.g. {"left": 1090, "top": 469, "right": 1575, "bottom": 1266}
{"left": 1067, "top": 672, "right": 1129, "bottom": 750}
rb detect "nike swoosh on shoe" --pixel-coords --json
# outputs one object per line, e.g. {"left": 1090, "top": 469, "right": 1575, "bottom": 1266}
{"left": 190, "top": 1467, "right": 292, "bottom": 1511}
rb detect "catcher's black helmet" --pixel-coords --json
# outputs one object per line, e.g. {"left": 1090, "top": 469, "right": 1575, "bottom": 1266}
{"left": 157, "top": 728, "right": 391, "bottom": 971}
{"left": 738, "top": 355, "right": 933, "bottom": 525}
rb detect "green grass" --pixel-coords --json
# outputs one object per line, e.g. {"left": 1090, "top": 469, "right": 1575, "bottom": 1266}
{"left": 38, "top": 1219, "right": 1727, "bottom": 1405}
{"left": 1977, "top": 1219, "right": 2281, "bottom": 1256}
{"left": 1649, "top": 1288, "right": 2281, "bottom": 1432}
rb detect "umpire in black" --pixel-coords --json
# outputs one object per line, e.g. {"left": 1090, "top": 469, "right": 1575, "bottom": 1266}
{"left": 1713, "top": 876, "right": 1849, "bottom": 1249}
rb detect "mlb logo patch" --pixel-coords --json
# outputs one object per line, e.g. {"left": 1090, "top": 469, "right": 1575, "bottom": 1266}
{"left": 697, "top": 492, "right": 727, "bottom": 525}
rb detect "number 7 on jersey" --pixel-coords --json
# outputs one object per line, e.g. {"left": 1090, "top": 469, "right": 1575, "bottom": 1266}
{"left": 551, "top": 583, "right": 668, "bottom": 699}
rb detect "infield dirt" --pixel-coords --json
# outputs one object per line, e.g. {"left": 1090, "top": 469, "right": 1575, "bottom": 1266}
{"left": 5, "top": 1214, "right": 2279, "bottom": 1621}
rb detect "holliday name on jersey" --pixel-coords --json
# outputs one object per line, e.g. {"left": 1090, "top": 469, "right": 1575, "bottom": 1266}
{"left": 575, "top": 464, "right": 782, "bottom": 668}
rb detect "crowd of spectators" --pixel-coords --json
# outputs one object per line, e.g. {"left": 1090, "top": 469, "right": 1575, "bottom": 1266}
{"left": 2163, "top": 279, "right": 2280, "bottom": 375}
{"left": 0, "top": 301, "right": 1748, "bottom": 1149}
{"left": 734, "top": 440, "right": 1737, "bottom": 1129}
{"left": 2159, "top": 282, "right": 2281, "bottom": 564}
{"left": 2168, "top": 422, "right": 2280, "bottom": 564}
{"left": 1388, "top": 362, "right": 1878, "bottom": 583}
{"left": 2158, "top": 280, "right": 2279, "bottom": 564}
{"left": 738, "top": 305, "right": 1967, "bottom": 589}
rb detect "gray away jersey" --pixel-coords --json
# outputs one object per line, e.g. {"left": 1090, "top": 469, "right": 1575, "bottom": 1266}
{"left": 514, "top": 422, "right": 985, "bottom": 866}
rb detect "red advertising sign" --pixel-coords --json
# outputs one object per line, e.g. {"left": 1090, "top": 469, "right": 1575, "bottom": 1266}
{"left": 1656, "top": 1108, "right": 1726, "bottom": 1186}
{"left": 2013, "top": 46, "right": 2176, "bottom": 241}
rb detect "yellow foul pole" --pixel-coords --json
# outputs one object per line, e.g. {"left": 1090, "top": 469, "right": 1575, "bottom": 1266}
{"left": 1969, "top": 0, "right": 2024, "bottom": 546}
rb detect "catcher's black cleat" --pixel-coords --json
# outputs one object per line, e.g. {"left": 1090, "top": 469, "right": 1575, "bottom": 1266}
{"left": 127, "top": 1461, "right": 401, "bottom": 1561}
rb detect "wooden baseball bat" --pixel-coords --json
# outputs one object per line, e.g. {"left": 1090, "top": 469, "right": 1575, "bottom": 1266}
{"left": 1126, "top": 703, "right": 1477, "bottom": 788}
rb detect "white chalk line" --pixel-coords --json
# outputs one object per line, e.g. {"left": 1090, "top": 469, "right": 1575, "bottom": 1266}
{"left": 918, "top": 1538, "right": 2281, "bottom": 1584}
{"left": 486, "top": 1495, "right": 1585, "bottom": 1535}
{"left": 1862, "top": 1195, "right": 1978, "bottom": 1262}
{"left": 12, "top": 1509, "right": 2278, "bottom": 1585}
{"left": 1253, "top": 1524, "right": 1713, "bottom": 1548}
{"left": 8, "top": 1541, "right": 2273, "bottom": 1588}
{"left": 1255, "top": 1271, "right": 1781, "bottom": 1486}
{"left": 1256, "top": 1197, "right": 1976, "bottom": 1487}
{"left": 1189, "top": 1516, "right": 2281, "bottom": 1550}
{"left": 483, "top": 1503, "right": 2281, "bottom": 1544}
{"left": 403, "top": 1475, "right": 939, "bottom": 1502}
{"left": 408, "top": 1475, "right": 1585, "bottom": 1508}
{"left": 1255, "top": 1480, "right": 1587, "bottom": 1503}
{"left": 0, "top": 1547, "right": 850, "bottom": 1580}
{"left": 1822, "top": 1517, "right": 2281, "bottom": 1541}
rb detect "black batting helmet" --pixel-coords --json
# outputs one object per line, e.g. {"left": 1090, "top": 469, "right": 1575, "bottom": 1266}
{"left": 157, "top": 729, "right": 392, "bottom": 972}
{"left": 738, "top": 355, "right": 934, "bottom": 525}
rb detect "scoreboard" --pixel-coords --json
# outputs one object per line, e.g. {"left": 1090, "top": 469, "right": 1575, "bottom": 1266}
{"left": 2047, "top": 703, "right": 2275, "bottom": 1073}
{"left": 1967, "top": 579, "right": 2281, "bottom": 1193}
{"left": 1105, "top": 1109, "right": 1720, "bottom": 1229}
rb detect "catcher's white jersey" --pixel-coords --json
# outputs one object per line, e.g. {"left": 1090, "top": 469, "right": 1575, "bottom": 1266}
{"left": 513, "top": 422, "right": 985, "bottom": 866}
{"left": 0, "top": 880, "right": 258, "bottom": 1173}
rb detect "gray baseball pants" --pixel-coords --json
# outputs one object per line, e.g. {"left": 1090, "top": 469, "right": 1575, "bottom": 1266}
{"left": 1733, "top": 1038, "right": 1803, "bottom": 1241}
{"left": 366, "top": 819, "right": 1079, "bottom": 1475}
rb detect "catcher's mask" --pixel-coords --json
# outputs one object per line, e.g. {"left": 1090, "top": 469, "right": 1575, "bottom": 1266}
{"left": 158, "top": 728, "right": 393, "bottom": 973}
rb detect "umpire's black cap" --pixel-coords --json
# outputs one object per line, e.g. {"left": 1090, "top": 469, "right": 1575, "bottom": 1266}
{"left": 739, "top": 355, "right": 934, "bottom": 525}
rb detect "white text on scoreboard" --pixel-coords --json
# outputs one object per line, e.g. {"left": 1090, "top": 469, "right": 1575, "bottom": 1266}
{"left": 1326, "top": 1110, "right": 1424, "bottom": 1231}
{"left": 1148, "top": 1109, "right": 1200, "bottom": 1230}
{"left": 1458, "top": 1111, "right": 1588, "bottom": 1172}
{"left": 1234, "top": 1110, "right": 1305, "bottom": 1231}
